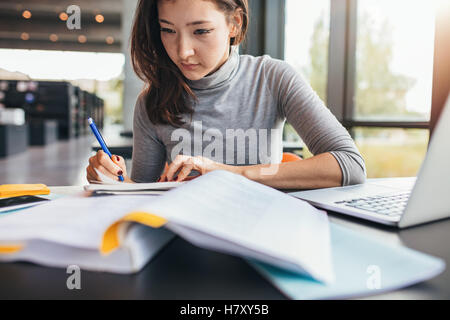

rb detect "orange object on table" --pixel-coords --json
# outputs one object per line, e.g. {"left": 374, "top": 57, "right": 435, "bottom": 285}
{"left": 0, "top": 184, "right": 50, "bottom": 198}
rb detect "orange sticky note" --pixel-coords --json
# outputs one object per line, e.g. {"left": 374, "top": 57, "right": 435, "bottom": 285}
{"left": 0, "top": 184, "right": 50, "bottom": 198}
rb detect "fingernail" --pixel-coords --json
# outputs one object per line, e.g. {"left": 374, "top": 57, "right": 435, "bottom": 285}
{"left": 118, "top": 170, "right": 123, "bottom": 176}
{"left": 116, "top": 156, "right": 120, "bottom": 162}
{"left": 157, "top": 177, "right": 161, "bottom": 182}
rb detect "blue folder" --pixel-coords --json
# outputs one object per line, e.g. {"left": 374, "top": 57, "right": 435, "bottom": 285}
{"left": 249, "top": 223, "right": 445, "bottom": 300}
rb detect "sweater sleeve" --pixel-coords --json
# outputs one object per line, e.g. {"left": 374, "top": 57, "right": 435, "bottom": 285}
{"left": 263, "top": 57, "right": 367, "bottom": 186}
{"left": 130, "top": 95, "right": 167, "bottom": 183}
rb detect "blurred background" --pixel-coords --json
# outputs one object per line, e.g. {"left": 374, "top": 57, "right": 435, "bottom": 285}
{"left": 0, "top": 0, "right": 449, "bottom": 185}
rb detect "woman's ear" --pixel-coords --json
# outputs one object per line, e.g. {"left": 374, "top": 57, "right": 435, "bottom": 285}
{"left": 229, "top": 8, "right": 243, "bottom": 38}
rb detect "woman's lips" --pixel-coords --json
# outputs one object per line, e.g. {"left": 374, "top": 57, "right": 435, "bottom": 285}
{"left": 181, "top": 63, "right": 199, "bottom": 71}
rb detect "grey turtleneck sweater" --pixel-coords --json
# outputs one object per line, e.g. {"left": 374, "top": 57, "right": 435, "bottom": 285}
{"left": 131, "top": 48, "right": 366, "bottom": 186}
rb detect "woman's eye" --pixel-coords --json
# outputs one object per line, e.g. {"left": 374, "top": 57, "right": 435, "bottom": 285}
{"left": 194, "top": 29, "right": 213, "bottom": 35}
{"left": 160, "top": 28, "right": 175, "bottom": 34}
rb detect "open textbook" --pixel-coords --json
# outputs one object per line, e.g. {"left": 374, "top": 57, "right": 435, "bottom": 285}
{"left": 0, "top": 171, "right": 334, "bottom": 283}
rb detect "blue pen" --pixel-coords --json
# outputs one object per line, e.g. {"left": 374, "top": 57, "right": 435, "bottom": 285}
{"left": 88, "top": 117, "right": 124, "bottom": 182}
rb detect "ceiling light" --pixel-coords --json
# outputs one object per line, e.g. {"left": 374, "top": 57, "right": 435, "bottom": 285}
{"left": 78, "top": 35, "right": 87, "bottom": 43}
{"left": 59, "top": 12, "right": 68, "bottom": 21}
{"left": 95, "top": 14, "right": 104, "bottom": 23}
{"left": 22, "top": 10, "right": 32, "bottom": 19}
{"left": 49, "top": 34, "right": 58, "bottom": 42}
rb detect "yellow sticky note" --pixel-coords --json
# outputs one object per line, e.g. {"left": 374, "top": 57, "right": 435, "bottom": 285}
{"left": 0, "top": 184, "right": 50, "bottom": 198}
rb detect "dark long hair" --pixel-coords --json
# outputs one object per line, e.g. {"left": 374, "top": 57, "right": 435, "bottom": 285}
{"left": 130, "top": 0, "right": 249, "bottom": 127}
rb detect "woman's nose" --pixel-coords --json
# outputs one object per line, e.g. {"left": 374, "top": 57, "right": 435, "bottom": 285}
{"left": 177, "top": 36, "right": 195, "bottom": 60}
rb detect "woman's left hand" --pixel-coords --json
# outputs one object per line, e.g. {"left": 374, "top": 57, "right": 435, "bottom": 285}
{"left": 159, "top": 155, "right": 236, "bottom": 182}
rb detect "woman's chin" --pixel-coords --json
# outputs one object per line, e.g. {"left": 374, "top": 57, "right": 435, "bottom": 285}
{"left": 181, "top": 66, "right": 213, "bottom": 81}
{"left": 183, "top": 72, "right": 206, "bottom": 81}
{"left": 184, "top": 74, "right": 203, "bottom": 81}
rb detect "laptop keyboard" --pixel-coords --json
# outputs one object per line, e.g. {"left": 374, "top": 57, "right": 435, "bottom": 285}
{"left": 335, "top": 192, "right": 411, "bottom": 217}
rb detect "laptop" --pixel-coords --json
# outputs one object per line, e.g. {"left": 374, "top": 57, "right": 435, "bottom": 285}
{"left": 290, "top": 95, "right": 450, "bottom": 228}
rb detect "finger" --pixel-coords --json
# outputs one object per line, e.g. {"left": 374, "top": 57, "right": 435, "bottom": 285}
{"left": 97, "top": 150, "right": 123, "bottom": 177}
{"left": 166, "top": 156, "right": 190, "bottom": 181}
{"left": 159, "top": 163, "right": 170, "bottom": 182}
{"left": 92, "top": 155, "right": 124, "bottom": 180}
{"left": 112, "top": 155, "right": 126, "bottom": 173}
{"left": 86, "top": 166, "right": 99, "bottom": 182}
{"left": 89, "top": 156, "right": 107, "bottom": 178}
{"left": 184, "top": 173, "right": 201, "bottom": 181}
{"left": 176, "top": 163, "right": 194, "bottom": 182}
{"left": 164, "top": 162, "right": 183, "bottom": 182}
{"left": 95, "top": 164, "right": 121, "bottom": 181}
{"left": 88, "top": 155, "right": 97, "bottom": 167}
{"left": 111, "top": 156, "right": 126, "bottom": 180}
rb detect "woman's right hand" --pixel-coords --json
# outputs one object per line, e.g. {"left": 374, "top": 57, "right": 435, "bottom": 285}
{"left": 86, "top": 150, "right": 132, "bottom": 183}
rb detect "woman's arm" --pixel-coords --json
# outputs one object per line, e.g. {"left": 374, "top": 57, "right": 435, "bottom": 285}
{"left": 265, "top": 58, "right": 366, "bottom": 187}
{"left": 131, "top": 95, "right": 167, "bottom": 183}
{"left": 161, "top": 152, "right": 342, "bottom": 190}
{"left": 238, "top": 152, "right": 342, "bottom": 190}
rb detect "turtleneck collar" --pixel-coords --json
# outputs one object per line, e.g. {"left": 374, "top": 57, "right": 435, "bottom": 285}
{"left": 186, "top": 46, "right": 240, "bottom": 90}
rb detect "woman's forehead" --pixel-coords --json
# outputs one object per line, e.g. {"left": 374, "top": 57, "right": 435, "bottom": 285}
{"left": 157, "top": 0, "right": 227, "bottom": 24}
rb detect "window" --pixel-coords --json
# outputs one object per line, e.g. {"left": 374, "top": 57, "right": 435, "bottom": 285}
{"left": 284, "top": 0, "right": 330, "bottom": 155}
{"left": 354, "top": 0, "right": 436, "bottom": 122}
{"left": 354, "top": 128, "right": 429, "bottom": 178}
{"left": 284, "top": 0, "right": 440, "bottom": 176}
{"left": 285, "top": 0, "right": 330, "bottom": 102}
{"left": 351, "top": 0, "right": 437, "bottom": 177}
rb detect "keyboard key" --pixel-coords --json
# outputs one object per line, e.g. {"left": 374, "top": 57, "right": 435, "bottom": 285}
{"left": 335, "top": 191, "right": 411, "bottom": 217}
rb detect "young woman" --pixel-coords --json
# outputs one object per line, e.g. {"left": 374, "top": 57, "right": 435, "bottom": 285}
{"left": 86, "top": 0, "right": 366, "bottom": 190}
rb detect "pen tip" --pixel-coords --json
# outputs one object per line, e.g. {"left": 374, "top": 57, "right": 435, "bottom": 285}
{"left": 88, "top": 118, "right": 93, "bottom": 125}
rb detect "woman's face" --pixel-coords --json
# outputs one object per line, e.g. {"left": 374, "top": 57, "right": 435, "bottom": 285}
{"left": 157, "top": 0, "right": 236, "bottom": 81}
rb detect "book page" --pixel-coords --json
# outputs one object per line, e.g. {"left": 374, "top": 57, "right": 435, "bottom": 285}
{"left": 0, "top": 196, "right": 159, "bottom": 250}
{"left": 135, "top": 170, "right": 335, "bottom": 283}
{"left": 0, "top": 170, "right": 334, "bottom": 283}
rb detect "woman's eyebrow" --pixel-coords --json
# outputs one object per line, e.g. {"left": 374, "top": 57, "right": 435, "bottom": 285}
{"left": 159, "top": 19, "right": 212, "bottom": 26}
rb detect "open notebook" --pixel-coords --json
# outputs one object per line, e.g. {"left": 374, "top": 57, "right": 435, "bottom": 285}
{"left": 84, "top": 181, "right": 184, "bottom": 196}
{"left": 84, "top": 169, "right": 184, "bottom": 196}
{"left": 0, "top": 171, "right": 334, "bottom": 282}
